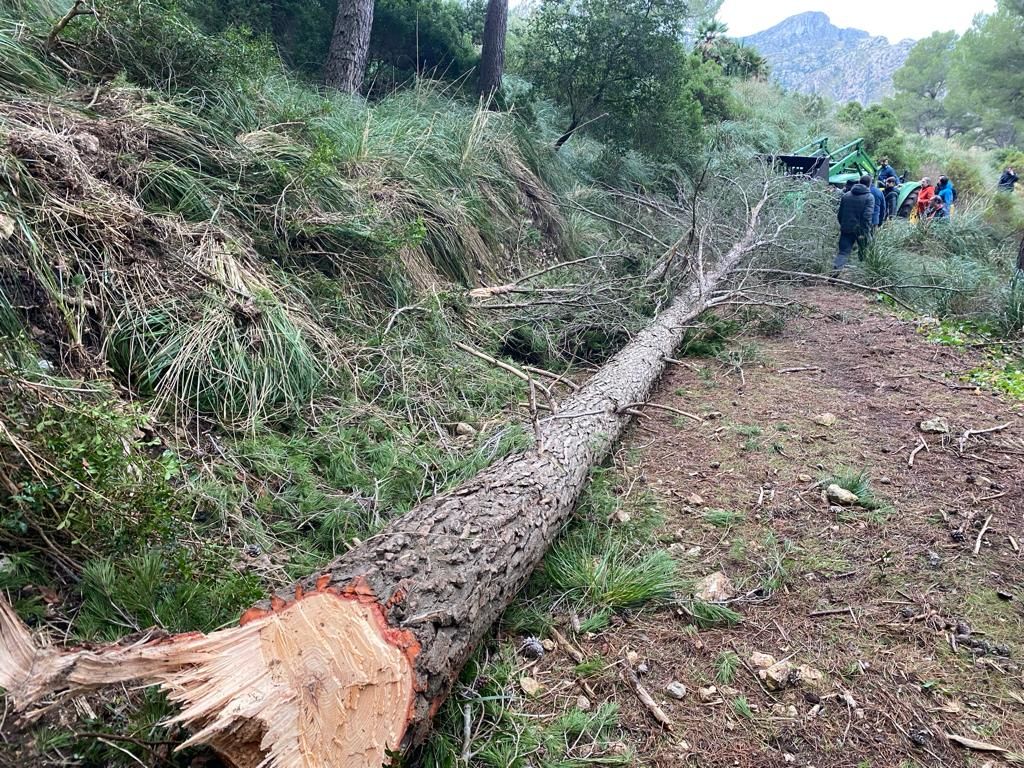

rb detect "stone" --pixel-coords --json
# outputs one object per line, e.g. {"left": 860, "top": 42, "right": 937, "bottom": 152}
{"left": 687, "top": 492, "right": 705, "bottom": 506}
{"left": 759, "top": 660, "right": 824, "bottom": 691}
{"left": 826, "top": 484, "right": 859, "bottom": 506}
{"left": 455, "top": 422, "right": 477, "bottom": 436}
{"left": 771, "top": 703, "right": 798, "bottom": 718}
{"left": 71, "top": 132, "right": 101, "bottom": 154}
{"left": 0, "top": 213, "right": 14, "bottom": 241}
{"left": 719, "top": 685, "right": 740, "bottom": 696}
{"left": 797, "top": 473, "right": 813, "bottom": 483}
{"left": 698, "top": 685, "right": 718, "bottom": 702}
{"left": 919, "top": 417, "right": 950, "bottom": 434}
{"left": 694, "top": 571, "right": 735, "bottom": 602}
{"left": 749, "top": 651, "right": 777, "bottom": 669}
{"left": 613, "top": 509, "right": 632, "bottom": 524}
{"left": 685, "top": 546, "right": 703, "bottom": 558}
{"left": 814, "top": 412, "right": 838, "bottom": 427}
{"left": 541, "top": 638, "right": 556, "bottom": 652}
{"left": 576, "top": 695, "right": 591, "bottom": 711}
{"left": 665, "top": 682, "right": 687, "bottom": 700}
{"left": 520, "top": 636, "right": 545, "bottom": 659}
{"left": 520, "top": 676, "right": 542, "bottom": 696}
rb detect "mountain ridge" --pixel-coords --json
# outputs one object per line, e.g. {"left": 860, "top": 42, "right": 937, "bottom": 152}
{"left": 742, "top": 12, "right": 914, "bottom": 105}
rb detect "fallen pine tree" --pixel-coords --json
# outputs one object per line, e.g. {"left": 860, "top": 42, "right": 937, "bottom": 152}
{"left": 0, "top": 179, "right": 784, "bottom": 768}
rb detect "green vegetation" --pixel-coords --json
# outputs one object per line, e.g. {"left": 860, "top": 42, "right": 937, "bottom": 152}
{"left": 1, "top": 0, "right": 1023, "bottom": 764}
{"left": 889, "top": 1, "right": 1022, "bottom": 146}
{"left": 703, "top": 508, "right": 745, "bottom": 528}
{"left": 715, "top": 650, "right": 740, "bottom": 684}
{"left": 421, "top": 646, "right": 630, "bottom": 768}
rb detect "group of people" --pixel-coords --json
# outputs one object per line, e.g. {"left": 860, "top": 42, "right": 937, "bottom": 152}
{"left": 833, "top": 158, "right": 957, "bottom": 271}
{"left": 912, "top": 174, "right": 957, "bottom": 220}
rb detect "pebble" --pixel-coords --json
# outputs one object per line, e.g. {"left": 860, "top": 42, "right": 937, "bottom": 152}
{"left": 519, "top": 676, "right": 541, "bottom": 696}
{"left": 576, "top": 695, "right": 591, "bottom": 711}
{"left": 826, "top": 484, "right": 859, "bottom": 506}
{"left": 666, "top": 681, "right": 687, "bottom": 700}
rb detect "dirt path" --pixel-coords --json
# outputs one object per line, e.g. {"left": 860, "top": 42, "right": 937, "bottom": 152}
{"left": 530, "top": 287, "right": 1024, "bottom": 767}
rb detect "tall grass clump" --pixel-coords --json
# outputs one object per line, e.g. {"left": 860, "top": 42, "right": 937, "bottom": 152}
{"left": 858, "top": 215, "right": 1016, "bottom": 325}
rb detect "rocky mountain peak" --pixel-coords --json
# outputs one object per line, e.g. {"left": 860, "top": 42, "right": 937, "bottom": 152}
{"left": 743, "top": 13, "right": 913, "bottom": 104}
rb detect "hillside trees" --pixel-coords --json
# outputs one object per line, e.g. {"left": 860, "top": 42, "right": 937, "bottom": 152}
{"left": 890, "top": 1, "right": 1024, "bottom": 146}
{"left": 477, "top": 0, "right": 508, "bottom": 97}
{"left": 521, "top": 0, "right": 731, "bottom": 157}
{"left": 325, "top": 0, "right": 375, "bottom": 91}
{"left": 889, "top": 30, "right": 958, "bottom": 136}
{"left": 948, "top": 0, "right": 1024, "bottom": 146}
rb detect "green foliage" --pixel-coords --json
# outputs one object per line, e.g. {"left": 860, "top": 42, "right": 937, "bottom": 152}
{"left": 823, "top": 467, "right": 883, "bottom": 511}
{"left": 367, "top": 0, "right": 478, "bottom": 92}
{"left": 0, "top": 11, "right": 60, "bottom": 94}
{"left": 187, "top": 0, "right": 333, "bottom": 77}
{"left": 732, "top": 695, "right": 754, "bottom": 719}
{"left": 948, "top": 0, "right": 1024, "bottom": 146}
{"left": 542, "top": 532, "right": 680, "bottom": 612}
{"left": 61, "top": 0, "right": 281, "bottom": 91}
{"left": 715, "top": 650, "right": 740, "bottom": 683}
{"left": 703, "top": 508, "right": 744, "bottom": 528}
{"left": 0, "top": 372, "right": 263, "bottom": 641}
{"left": 889, "top": 31, "right": 959, "bottom": 136}
{"left": 77, "top": 552, "right": 263, "bottom": 640}
{"left": 520, "top": 0, "right": 730, "bottom": 164}
{"left": 422, "top": 645, "right": 629, "bottom": 767}
{"left": 107, "top": 291, "right": 336, "bottom": 428}
{"left": 682, "top": 599, "right": 743, "bottom": 628}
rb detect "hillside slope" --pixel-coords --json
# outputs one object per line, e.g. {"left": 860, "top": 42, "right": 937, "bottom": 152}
{"left": 744, "top": 11, "right": 913, "bottom": 104}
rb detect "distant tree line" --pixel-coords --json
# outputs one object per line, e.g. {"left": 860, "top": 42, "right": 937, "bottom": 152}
{"left": 887, "top": 0, "right": 1023, "bottom": 147}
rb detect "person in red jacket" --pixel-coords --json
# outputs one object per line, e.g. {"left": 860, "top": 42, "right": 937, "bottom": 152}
{"left": 915, "top": 178, "right": 936, "bottom": 219}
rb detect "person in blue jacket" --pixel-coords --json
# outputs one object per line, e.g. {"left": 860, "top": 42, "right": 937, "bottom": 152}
{"left": 865, "top": 174, "right": 885, "bottom": 229}
{"left": 935, "top": 176, "right": 956, "bottom": 213}
{"left": 878, "top": 158, "right": 899, "bottom": 184}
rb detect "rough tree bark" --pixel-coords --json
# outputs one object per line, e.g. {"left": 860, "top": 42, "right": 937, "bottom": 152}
{"left": 0, "top": 186, "right": 772, "bottom": 768}
{"left": 477, "top": 0, "right": 508, "bottom": 99}
{"left": 324, "top": 0, "right": 375, "bottom": 93}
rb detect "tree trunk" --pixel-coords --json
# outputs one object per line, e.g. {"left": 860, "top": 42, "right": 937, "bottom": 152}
{"left": 554, "top": 117, "right": 580, "bottom": 150}
{"left": 0, "top": 188, "right": 770, "bottom": 768}
{"left": 477, "top": 0, "right": 508, "bottom": 99}
{"left": 324, "top": 0, "right": 374, "bottom": 94}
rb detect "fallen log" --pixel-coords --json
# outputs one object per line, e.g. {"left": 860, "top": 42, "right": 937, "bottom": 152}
{"left": 0, "top": 184, "right": 773, "bottom": 768}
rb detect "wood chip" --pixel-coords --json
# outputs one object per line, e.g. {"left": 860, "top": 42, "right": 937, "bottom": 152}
{"left": 622, "top": 664, "right": 673, "bottom": 730}
{"left": 946, "top": 733, "right": 1009, "bottom": 753}
{"left": 974, "top": 514, "right": 994, "bottom": 555}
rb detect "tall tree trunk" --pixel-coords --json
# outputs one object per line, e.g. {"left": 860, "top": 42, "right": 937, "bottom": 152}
{"left": 477, "top": 0, "right": 508, "bottom": 99}
{"left": 0, "top": 186, "right": 772, "bottom": 768}
{"left": 324, "top": 0, "right": 374, "bottom": 93}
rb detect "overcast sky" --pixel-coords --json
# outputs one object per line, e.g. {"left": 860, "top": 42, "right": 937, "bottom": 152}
{"left": 718, "top": 0, "right": 997, "bottom": 41}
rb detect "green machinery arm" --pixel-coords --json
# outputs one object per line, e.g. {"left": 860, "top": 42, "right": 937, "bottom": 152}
{"left": 789, "top": 137, "right": 877, "bottom": 186}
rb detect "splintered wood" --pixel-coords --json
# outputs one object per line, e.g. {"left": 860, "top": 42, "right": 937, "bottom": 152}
{"left": 0, "top": 588, "right": 416, "bottom": 768}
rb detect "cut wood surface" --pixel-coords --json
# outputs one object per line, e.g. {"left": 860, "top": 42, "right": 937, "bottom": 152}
{"left": 0, "top": 186, "right": 772, "bottom": 767}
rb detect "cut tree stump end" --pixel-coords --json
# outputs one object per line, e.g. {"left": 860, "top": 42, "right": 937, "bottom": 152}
{"left": 0, "top": 581, "right": 418, "bottom": 768}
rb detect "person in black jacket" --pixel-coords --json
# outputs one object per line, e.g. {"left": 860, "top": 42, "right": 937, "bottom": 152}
{"left": 999, "top": 167, "right": 1019, "bottom": 192}
{"left": 833, "top": 179, "right": 874, "bottom": 272}
{"left": 882, "top": 177, "right": 899, "bottom": 223}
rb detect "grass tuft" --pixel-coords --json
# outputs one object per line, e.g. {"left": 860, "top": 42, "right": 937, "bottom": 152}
{"left": 715, "top": 650, "right": 740, "bottom": 684}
